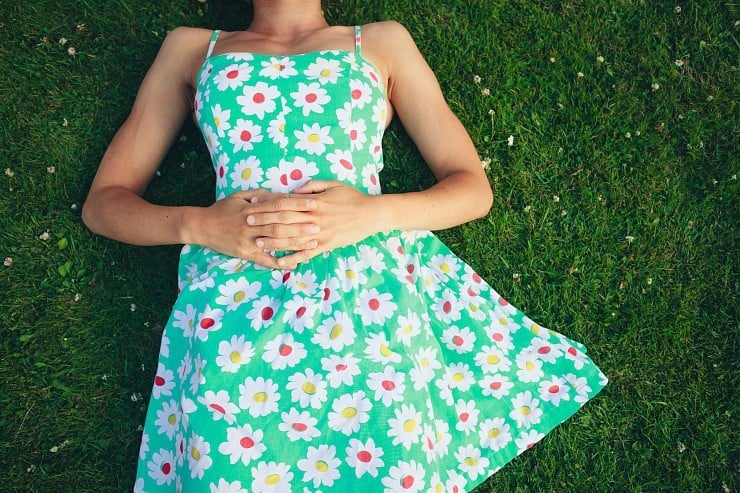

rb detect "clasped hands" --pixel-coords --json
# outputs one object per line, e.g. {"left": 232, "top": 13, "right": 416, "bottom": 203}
{"left": 197, "top": 180, "right": 378, "bottom": 270}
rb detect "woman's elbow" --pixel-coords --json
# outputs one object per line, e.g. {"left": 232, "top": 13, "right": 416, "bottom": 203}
{"left": 473, "top": 184, "right": 493, "bottom": 219}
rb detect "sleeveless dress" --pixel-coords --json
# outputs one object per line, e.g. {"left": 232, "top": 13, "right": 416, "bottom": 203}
{"left": 134, "top": 26, "right": 607, "bottom": 493}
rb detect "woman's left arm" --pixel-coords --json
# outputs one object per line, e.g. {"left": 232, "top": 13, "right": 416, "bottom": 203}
{"left": 251, "top": 21, "right": 492, "bottom": 267}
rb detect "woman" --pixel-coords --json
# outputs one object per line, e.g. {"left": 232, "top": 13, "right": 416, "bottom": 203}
{"left": 83, "top": 1, "right": 606, "bottom": 491}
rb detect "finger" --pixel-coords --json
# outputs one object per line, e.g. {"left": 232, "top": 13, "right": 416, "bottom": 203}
{"left": 230, "top": 189, "right": 268, "bottom": 202}
{"left": 256, "top": 236, "right": 318, "bottom": 251}
{"left": 246, "top": 196, "right": 318, "bottom": 215}
{"left": 278, "top": 248, "right": 320, "bottom": 268}
{"left": 247, "top": 210, "right": 316, "bottom": 226}
{"left": 292, "top": 179, "right": 340, "bottom": 194}
{"left": 250, "top": 222, "right": 320, "bottom": 239}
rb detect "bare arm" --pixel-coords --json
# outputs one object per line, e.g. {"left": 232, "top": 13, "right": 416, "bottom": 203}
{"left": 82, "top": 27, "right": 318, "bottom": 268}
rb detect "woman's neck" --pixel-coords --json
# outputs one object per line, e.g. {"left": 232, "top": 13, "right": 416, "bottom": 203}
{"left": 249, "top": 0, "right": 328, "bottom": 39}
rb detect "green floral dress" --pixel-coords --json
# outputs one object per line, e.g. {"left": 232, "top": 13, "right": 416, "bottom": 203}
{"left": 134, "top": 26, "right": 607, "bottom": 493}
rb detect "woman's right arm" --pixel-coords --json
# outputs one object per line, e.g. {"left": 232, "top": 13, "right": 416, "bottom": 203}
{"left": 82, "top": 27, "right": 318, "bottom": 268}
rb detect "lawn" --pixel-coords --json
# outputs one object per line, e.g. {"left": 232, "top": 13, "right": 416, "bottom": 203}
{"left": 0, "top": 0, "right": 737, "bottom": 491}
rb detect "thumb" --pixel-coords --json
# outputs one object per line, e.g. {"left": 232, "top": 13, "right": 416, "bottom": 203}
{"left": 293, "top": 180, "right": 338, "bottom": 194}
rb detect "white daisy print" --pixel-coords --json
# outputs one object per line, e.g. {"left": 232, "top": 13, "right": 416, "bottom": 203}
{"left": 454, "top": 444, "right": 490, "bottom": 481}
{"left": 311, "top": 311, "right": 356, "bottom": 351}
{"left": 321, "top": 353, "right": 362, "bottom": 388}
{"left": 509, "top": 391, "right": 543, "bottom": 428}
{"left": 361, "top": 165, "right": 381, "bottom": 195}
{"left": 228, "top": 119, "right": 263, "bottom": 153}
{"left": 262, "top": 332, "right": 308, "bottom": 370}
{"left": 562, "top": 343, "right": 588, "bottom": 370}
{"left": 259, "top": 57, "right": 298, "bottom": 79}
{"left": 367, "top": 366, "right": 406, "bottom": 406}
{"left": 349, "top": 79, "right": 372, "bottom": 108}
{"left": 152, "top": 363, "right": 175, "bottom": 399}
{"left": 395, "top": 309, "right": 421, "bottom": 346}
{"left": 267, "top": 109, "right": 289, "bottom": 148}
{"left": 187, "top": 433, "right": 213, "bottom": 479}
{"left": 281, "top": 295, "right": 318, "bottom": 333}
{"left": 364, "top": 332, "right": 402, "bottom": 364}
{"left": 286, "top": 270, "right": 319, "bottom": 295}
{"left": 327, "top": 390, "right": 372, "bottom": 435}
{"left": 215, "top": 277, "right": 260, "bottom": 312}
{"left": 431, "top": 253, "right": 461, "bottom": 280}
{"left": 189, "top": 353, "right": 207, "bottom": 394}
{"left": 335, "top": 101, "right": 353, "bottom": 130}
{"left": 215, "top": 154, "right": 229, "bottom": 189}
{"left": 346, "top": 437, "right": 385, "bottom": 478}
{"left": 218, "top": 423, "right": 266, "bottom": 466}
{"left": 387, "top": 404, "right": 422, "bottom": 450}
{"left": 409, "top": 346, "right": 442, "bottom": 391}
{"left": 357, "top": 244, "right": 386, "bottom": 273}
{"left": 371, "top": 98, "right": 388, "bottom": 132}
{"left": 565, "top": 373, "right": 593, "bottom": 403}
{"left": 297, "top": 444, "right": 341, "bottom": 488}
{"left": 202, "top": 123, "right": 219, "bottom": 157}
{"left": 539, "top": 375, "right": 571, "bottom": 406}
{"left": 355, "top": 288, "right": 398, "bottom": 325}
{"left": 153, "top": 399, "right": 179, "bottom": 439}
{"left": 238, "top": 376, "right": 281, "bottom": 417}
{"left": 369, "top": 134, "right": 383, "bottom": 162}
{"left": 474, "top": 345, "right": 511, "bottom": 374}
{"left": 516, "top": 351, "right": 545, "bottom": 383}
{"left": 245, "top": 295, "right": 281, "bottom": 331}
{"left": 335, "top": 255, "right": 368, "bottom": 292}
{"left": 344, "top": 118, "right": 367, "bottom": 151}
{"left": 216, "top": 334, "right": 255, "bottom": 373}
{"left": 319, "top": 277, "right": 341, "bottom": 315}
{"left": 445, "top": 470, "right": 469, "bottom": 493}
{"left": 237, "top": 81, "right": 280, "bottom": 120}
{"left": 381, "top": 460, "right": 426, "bottom": 493}
{"left": 210, "top": 103, "right": 232, "bottom": 138}
{"left": 172, "top": 304, "right": 197, "bottom": 338}
{"left": 286, "top": 368, "right": 328, "bottom": 409}
{"left": 278, "top": 408, "right": 321, "bottom": 442}
{"left": 213, "top": 63, "right": 253, "bottom": 91}
{"left": 441, "top": 325, "right": 476, "bottom": 353}
{"left": 195, "top": 305, "right": 224, "bottom": 342}
{"left": 147, "top": 448, "right": 176, "bottom": 486}
{"left": 210, "top": 479, "right": 248, "bottom": 493}
{"left": 230, "top": 156, "right": 264, "bottom": 190}
{"left": 291, "top": 82, "right": 330, "bottom": 116}
{"left": 455, "top": 399, "right": 480, "bottom": 435}
{"left": 529, "top": 337, "right": 563, "bottom": 364}
{"left": 251, "top": 461, "right": 293, "bottom": 493}
{"left": 305, "top": 57, "right": 343, "bottom": 84}
{"left": 515, "top": 429, "right": 546, "bottom": 454}
{"left": 264, "top": 156, "right": 319, "bottom": 193}
{"left": 325, "top": 149, "right": 357, "bottom": 184}
{"left": 479, "top": 374, "right": 514, "bottom": 399}
{"left": 479, "top": 417, "right": 512, "bottom": 452}
{"left": 294, "top": 123, "right": 334, "bottom": 156}
{"left": 197, "top": 390, "right": 240, "bottom": 425}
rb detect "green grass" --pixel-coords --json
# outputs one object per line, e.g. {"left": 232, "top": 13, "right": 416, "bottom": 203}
{"left": 0, "top": 0, "right": 737, "bottom": 491}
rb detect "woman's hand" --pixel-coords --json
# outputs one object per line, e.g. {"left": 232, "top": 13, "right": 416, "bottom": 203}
{"left": 248, "top": 180, "right": 381, "bottom": 269}
{"left": 184, "top": 189, "right": 321, "bottom": 269}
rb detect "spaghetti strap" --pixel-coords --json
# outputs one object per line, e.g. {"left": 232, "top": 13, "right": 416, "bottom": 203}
{"left": 354, "top": 25, "right": 362, "bottom": 56}
{"left": 205, "top": 29, "right": 221, "bottom": 59}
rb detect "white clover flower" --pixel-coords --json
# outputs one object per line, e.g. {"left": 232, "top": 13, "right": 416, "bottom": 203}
{"left": 62, "top": 118, "right": 69, "bottom": 127}
{"left": 70, "top": 203, "right": 78, "bottom": 211}
{"left": 552, "top": 195, "right": 560, "bottom": 203}
{"left": 507, "top": 135, "right": 514, "bottom": 147}
{"left": 674, "top": 5, "right": 681, "bottom": 13}
{"left": 549, "top": 57, "right": 556, "bottom": 63}
{"left": 67, "top": 47, "right": 76, "bottom": 56}
{"left": 651, "top": 82, "right": 660, "bottom": 92}
{"left": 38, "top": 231, "right": 51, "bottom": 241}
{"left": 487, "top": 109, "right": 495, "bottom": 115}
{"left": 130, "top": 303, "right": 137, "bottom": 311}
{"left": 625, "top": 235, "right": 635, "bottom": 243}
{"left": 625, "top": 132, "right": 632, "bottom": 138}
{"left": 74, "top": 293, "right": 82, "bottom": 301}
{"left": 560, "top": 210, "right": 568, "bottom": 217}
{"left": 481, "top": 87, "right": 490, "bottom": 96}
{"left": 597, "top": 56, "right": 605, "bottom": 63}
{"left": 512, "top": 273, "right": 521, "bottom": 282}
{"left": 473, "top": 75, "right": 482, "bottom": 84}
{"left": 674, "top": 59, "right": 684, "bottom": 67}
{"left": 523, "top": 205, "right": 532, "bottom": 213}
{"left": 47, "top": 166, "right": 55, "bottom": 173}
{"left": 647, "top": 278, "right": 653, "bottom": 285}
{"left": 3, "top": 257, "right": 12, "bottom": 267}
{"left": 481, "top": 157, "right": 491, "bottom": 170}
{"left": 59, "top": 37, "right": 67, "bottom": 45}
{"left": 4, "top": 168, "right": 14, "bottom": 177}
{"left": 577, "top": 71, "right": 584, "bottom": 78}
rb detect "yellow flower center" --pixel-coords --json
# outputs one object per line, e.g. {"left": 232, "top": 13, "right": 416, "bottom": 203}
{"left": 167, "top": 414, "right": 177, "bottom": 425}
{"left": 380, "top": 344, "right": 392, "bottom": 357}
{"left": 452, "top": 372, "right": 465, "bottom": 383}
{"left": 403, "top": 419, "right": 416, "bottom": 432}
{"left": 521, "top": 406, "right": 531, "bottom": 416}
{"left": 440, "top": 262, "right": 450, "bottom": 273}
{"left": 230, "top": 351, "right": 242, "bottom": 364}
{"left": 488, "top": 428, "right": 500, "bottom": 438}
{"left": 265, "top": 474, "right": 281, "bottom": 485}
{"left": 253, "top": 392, "right": 268, "bottom": 403}
{"left": 315, "top": 460, "right": 329, "bottom": 472}
{"left": 308, "top": 133, "right": 321, "bottom": 143}
{"left": 465, "top": 457, "right": 478, "bottom": 467}
{"left": 320, "top": 68, "right": 331, "bottom": 77}
{"left": 241, "top": 168, "right": 252, "bottom": 180}
{"left": 487, "top": 354, "right": 500, "bottom": 365}
{"left": 499, "top": 317, "right": 509, "bottom": 326}
{"left": 525, "top": 361, "right": 535, "bottom": 371}
{"left": 330, "top": 324, "right": 343, "bottom": 340}
{"left": 342, "top": 407, "right": 358, "bottom": 419}
{"left": 233, "top": 291, "right": 246, "bottom": 303}
{"left": 302, "top": 382, "right": 317, "bottom": 395}
{"left": 420, "top": 358, "right": 429, "bottom": 368}
{"left": 191, "top": 447, "right": 201, "bottom": 460}
{"left": 345, "top": 269, "right": 356, "bottom": 279}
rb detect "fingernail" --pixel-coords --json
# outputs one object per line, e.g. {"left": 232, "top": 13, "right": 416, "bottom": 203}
{"left": 308, "top": 240, "right": 317, "bottom": 248}
{"left": 247, "top": 215, "right": 255, "bottom": 224}
{"left": 256, "top": 239, "right": 264, "bottom": 248}
{"left": 307, "top": 200, "right": 317, "bottom": 208}
{"left": 308, "top": 225, "right": 320, "bottom": 234}
{"left": 277, "top": 259, "right": 285, "bottom": 267}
